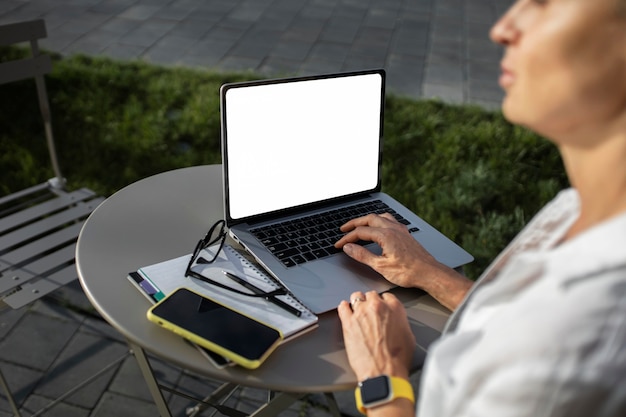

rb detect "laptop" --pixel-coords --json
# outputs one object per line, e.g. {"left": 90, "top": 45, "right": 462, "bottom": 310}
{"left": 220, "top": 69, "right": 473, "bottom": 314}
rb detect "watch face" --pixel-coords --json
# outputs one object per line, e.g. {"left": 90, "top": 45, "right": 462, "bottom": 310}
{"left": 361, "top": 375, "right": 390, "bottom": 404}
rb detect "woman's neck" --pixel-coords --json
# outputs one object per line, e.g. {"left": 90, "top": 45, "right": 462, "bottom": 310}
{"left": 559, "top": 128, "right": 626, "bottom": 241}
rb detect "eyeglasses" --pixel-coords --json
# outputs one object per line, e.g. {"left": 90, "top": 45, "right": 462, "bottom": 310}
{"left": 184, "top": 220, "right": 286, "bottom": 298}
{"left": 187, "top": 219, "right": 228, "bottom": 267}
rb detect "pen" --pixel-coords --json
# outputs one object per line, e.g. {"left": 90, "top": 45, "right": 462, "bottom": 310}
{"left": 222, "top": 271, "right": 302, "bottom": 317}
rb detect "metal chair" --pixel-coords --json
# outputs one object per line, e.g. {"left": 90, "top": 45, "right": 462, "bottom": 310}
{"left": 0, "top": 19, "right": 106, "bottom": 415}
{"left": 0, "top": 18, "right": 104, "bottom": 309}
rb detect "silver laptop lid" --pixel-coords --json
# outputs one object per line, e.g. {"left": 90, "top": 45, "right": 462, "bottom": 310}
{"left": 220, "top": 69, "right": 385, "bottom": 226}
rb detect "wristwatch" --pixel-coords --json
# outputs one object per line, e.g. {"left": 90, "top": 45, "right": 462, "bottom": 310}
{"left": 354, "top": 375, "right": 415, "bottom": 414}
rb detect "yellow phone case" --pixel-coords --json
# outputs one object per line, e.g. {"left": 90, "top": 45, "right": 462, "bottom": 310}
{"left": 147, "top": 287, "right": 283, "bottom": 369}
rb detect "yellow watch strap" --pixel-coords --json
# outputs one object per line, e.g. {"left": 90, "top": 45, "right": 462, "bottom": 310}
{"left": 355, "top": 375, "right": 415, "bottom": 414}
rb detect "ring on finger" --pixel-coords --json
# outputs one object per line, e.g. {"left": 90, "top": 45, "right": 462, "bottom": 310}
{"left": 351, "top": 297, "right": 365, "bottom": 307}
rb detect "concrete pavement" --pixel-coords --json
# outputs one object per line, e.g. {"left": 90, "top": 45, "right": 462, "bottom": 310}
{"left": 0, "top": 0, "right": 514, "bottom": 108}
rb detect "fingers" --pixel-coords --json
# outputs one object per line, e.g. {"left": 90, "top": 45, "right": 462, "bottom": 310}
{"left": 342, "top": 243, "right": 379, "bottom": 267}
{"left": 334, "top": 218, "right": 382, "bottom": 249}
{"left": 378, "top": 212, "right": 397, "bottom": 222}
{"left": 335, "top": 213, "right": 406, "bottom": 248}
{"left": 338, "top": 290, "right": 415, "bottom": 382}
{"left": 339, "top": 213, "right": 399, "bottom": 233}
{"left": 337, "top": 299, "right": 352, "bottom": 321}
{"left": 338, "top": 291, "right": 367, "bottom": 320}
{"left": 341, "top": 291, "right": 366, "bottom": 312}
{"left": 364, "top": 290, "right": 380, "bottom": 302}
{"left": 381, "top": 292, "right": 404, "bottom": 312}
{"left": 350, "top": 293, "right": 366, "bottom": 309}
{"left": 344, "top": 290, "right": 384, "bottom": 312}
{"left": 380, "top": 291, "right": 400, "bottom": 303}
{"left": 338, "top": 213, "right": 375, "bottom": 232}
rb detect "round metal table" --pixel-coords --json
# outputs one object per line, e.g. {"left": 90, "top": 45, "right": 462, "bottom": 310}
{"left": 76, "top": 165, "right": 450, "bottom": 416}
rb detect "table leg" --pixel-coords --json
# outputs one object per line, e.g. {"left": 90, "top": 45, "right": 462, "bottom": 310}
{"left": 126, "top": 341, "right": 342, "bottom": 417}
{"left": 249, "top": 391, "right": 304, "bottom": 416}
{"left": 186, "top": 381, "right": 239, "bottom": 417}
{"left": 324, "top": 392, "right": 342, "bottom": 417}
{"left": 247, "top": 391, "right": 343, "bottom": 416}
{"left": 128, "top": 341, "right": 173, "bottom": 417}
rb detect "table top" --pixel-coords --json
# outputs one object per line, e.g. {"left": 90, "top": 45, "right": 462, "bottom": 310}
{"left": 76, "top": 165, "right": 451, "bottom": 393}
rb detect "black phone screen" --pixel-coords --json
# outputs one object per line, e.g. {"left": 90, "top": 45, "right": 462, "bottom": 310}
{"left": 150, "top": 288, "right": 281, "bottom": 361}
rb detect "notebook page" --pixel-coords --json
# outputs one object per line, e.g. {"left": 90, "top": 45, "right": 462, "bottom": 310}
{"left": 137, "top": 245, "right": 318, "bottom": 338}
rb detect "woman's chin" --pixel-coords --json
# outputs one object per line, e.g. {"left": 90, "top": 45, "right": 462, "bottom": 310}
{"left": 500, "top": 95, "right": 516, "bottom": 121}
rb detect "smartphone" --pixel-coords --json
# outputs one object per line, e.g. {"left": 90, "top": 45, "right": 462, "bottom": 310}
{"left": 187, "top": 340, "right": 234, "bottom": 369}
{"left": 147, "top": 287, "right": 283, "bottom": 369}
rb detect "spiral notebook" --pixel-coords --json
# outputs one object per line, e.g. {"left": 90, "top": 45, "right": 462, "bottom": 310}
{"left": 128, "top": 244, "right": 318, "bottom": 341}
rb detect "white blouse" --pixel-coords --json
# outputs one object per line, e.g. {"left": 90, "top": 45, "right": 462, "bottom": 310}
{"left": 417, "top": 189, "right": 626, "bottom": 417}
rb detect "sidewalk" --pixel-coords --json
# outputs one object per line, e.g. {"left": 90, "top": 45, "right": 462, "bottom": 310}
{"left": 0, "top": 0, "right": 513, "bottom": 108}
{"left": 0, "top": 0, "right": 514, "bottom": 415}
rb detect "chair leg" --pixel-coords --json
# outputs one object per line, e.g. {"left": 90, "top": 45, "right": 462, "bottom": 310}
{"left": 28, "top": 351, "right": 131, "bottom": 417}
{"left": 0, "top": 368, "right": 22, "bottom": 417}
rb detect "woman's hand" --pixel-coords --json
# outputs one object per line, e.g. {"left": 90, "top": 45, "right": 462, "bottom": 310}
{"left": 335, "top": 213, "right": 440, "bottom": 288}
{"left": 335, "top": 213, "right": 473, "bottom": 311}
{"left": 337, "top": 290, "right": 415, "bottom": 382}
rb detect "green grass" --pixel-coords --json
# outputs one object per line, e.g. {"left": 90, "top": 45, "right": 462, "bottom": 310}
{"left": 0, "top": 48, "right": 569, "bottom": 279}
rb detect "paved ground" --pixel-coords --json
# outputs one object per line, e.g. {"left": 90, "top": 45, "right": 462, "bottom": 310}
{"left": 0, "top": 0, "right": 515, "bottom": 415}
{"left": 0, "top": 0, "right": 514, "bottom": 108}
{"left": 1, "top": 283, "right": 361, "bottom": 417}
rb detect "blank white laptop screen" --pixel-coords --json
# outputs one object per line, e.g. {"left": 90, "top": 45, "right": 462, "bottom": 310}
{"left": 224, "top": 72, "right": 384, "bottom": 220}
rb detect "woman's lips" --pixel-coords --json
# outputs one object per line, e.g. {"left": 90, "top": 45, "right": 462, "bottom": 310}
{"left": 499, "top": 64, "right": 515, "bottom": 88}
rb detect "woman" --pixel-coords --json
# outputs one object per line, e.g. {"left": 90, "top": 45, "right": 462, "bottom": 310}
{"left": 335, "top": 0, "right": 626, "bottom": 416}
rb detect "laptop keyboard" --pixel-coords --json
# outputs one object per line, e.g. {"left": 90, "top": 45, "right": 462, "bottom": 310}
{"left": 250, "top": 200, "right": 420, "bottom": 268}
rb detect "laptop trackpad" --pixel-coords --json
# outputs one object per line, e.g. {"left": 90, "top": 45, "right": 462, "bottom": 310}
{"left": 279, "top": 251, "right": 395, "bottom": 313}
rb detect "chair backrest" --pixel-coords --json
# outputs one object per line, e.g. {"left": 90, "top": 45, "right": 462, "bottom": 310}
{"left": 0, "top": 19, "right": 105, "bottom": 309}
{"left": 0, "top": 19, "right": 63, "bottom": 184}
